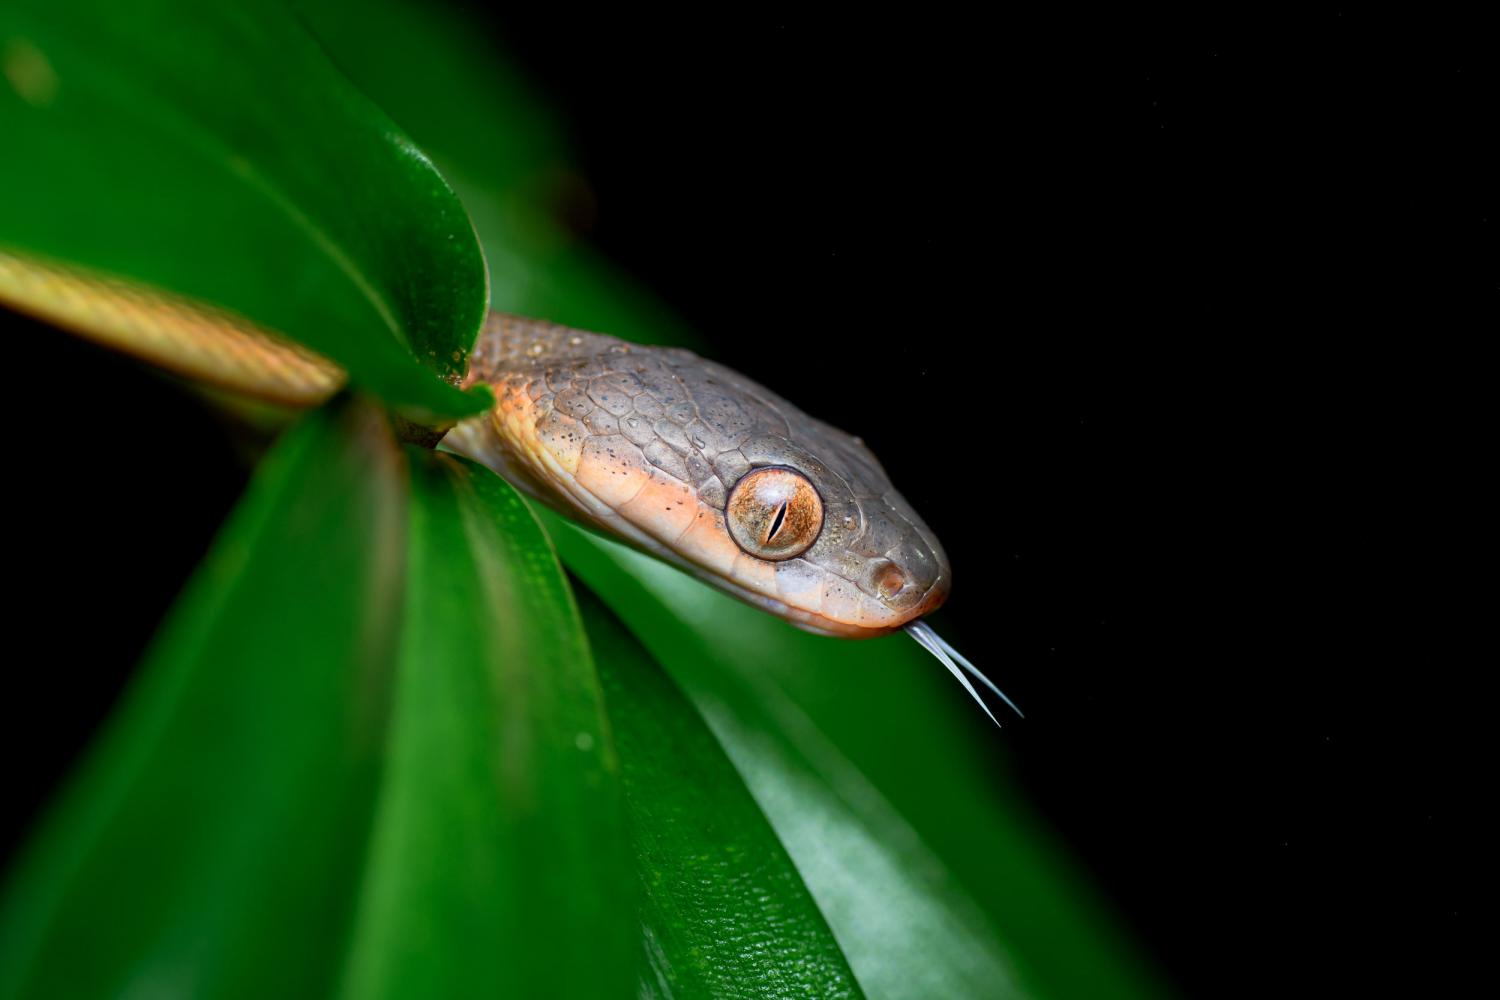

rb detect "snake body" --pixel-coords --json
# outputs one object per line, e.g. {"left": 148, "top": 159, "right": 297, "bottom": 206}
{"left": 0, "top": 250, "right": 950, "bottom": 639}
{"left": 446, "top": 313, "right": 949, "bottom": 638}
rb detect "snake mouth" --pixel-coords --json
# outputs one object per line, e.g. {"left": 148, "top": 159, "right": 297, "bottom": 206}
{"left": 900, "top": 575, "right": 948, "bottom": 629}
{"left": 787, "top": 573, "right": 951, "bottom": 639}
{"left": 790, "top": 618, "right": 901, "bottom": 639}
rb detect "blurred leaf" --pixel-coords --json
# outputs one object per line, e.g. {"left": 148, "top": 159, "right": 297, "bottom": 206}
{"left": 0, "top": 1, "right": 488, "bottom": 417}
{"left": 303, "top": 2, "right": 1166, "bottom": 994}
{"left": 0, "top": 400, "right": 408, "bottom": 999}
{"left": 293, "top": 0, "right": 568, "bottom": 198}
{"left": 0, "top": 1, "right": 1168, "bottom": 996}
{"left": 297, "top": 0, "right": 698, "bottom": 347}
{"left": 549, "top": 516, "right": 1168, "bottom": 1000}
{"left": 549, "top": 518, "right": 1028, "bottom": 999}
{"left": 340, "top": 453, "right": 634, "bottom": 999}
{"left": 578, "top": 590, "right": 862, "bottom": 999}
{"left": 0, "top": 409, "right": 641, "bottom": 1000}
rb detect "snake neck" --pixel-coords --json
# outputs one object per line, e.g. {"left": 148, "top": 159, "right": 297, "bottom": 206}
{"left": 462, "top": 312, "right": 620, "bottom": 387}
{"left": 446, "top": 311, "right": 624, "bottom": 515}
{"left": 444, "top": 309, "right": 949, "bottom": 637}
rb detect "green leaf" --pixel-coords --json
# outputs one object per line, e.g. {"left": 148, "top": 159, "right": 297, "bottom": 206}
{"left": 341, "top": 453, "right": 634, "bottom": 999}
{"left": 549, "top": 517, "right": 1169, "bottom": 1000}
{"left": 296, "top": 0, "right": 698, "bottom": 347}
{"left": 294, "top": 0, "right": 568, "bottom": 201}
{"left": 578, "top": 590, "right": 863, "bottom": 999}
{"left": 0, "top": 1, "right": 488, "bottom": 417}
{"left": 0, "top": 400, "right": 408, "bottom": 999}
{"left": 0, "top": 411, "right": 642, "bottom": 1000}
{"left": 270, "top": 3, "right": 1170, "bottom": 994}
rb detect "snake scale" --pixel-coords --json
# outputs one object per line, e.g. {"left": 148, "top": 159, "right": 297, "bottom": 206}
{"left": 0, "top": 249, "right": 1017, "bottom": 720}
{"left": 448, "top": 313, "right": 948, "bottom": 639}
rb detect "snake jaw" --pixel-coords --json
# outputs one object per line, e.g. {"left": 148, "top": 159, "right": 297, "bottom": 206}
{"left": 453, "top": 313, "right": 956, "bottom": 639}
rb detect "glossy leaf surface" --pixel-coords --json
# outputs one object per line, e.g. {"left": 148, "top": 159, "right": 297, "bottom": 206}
{"left": 550, "top": 519, "right": 1032, "bottom": 998}
{"left": 580, "top": 591, "right": 862, "bottom": 999}
{"left": 303, "top": 2, "right": 1166, "bottom": 994}
{"left": 1, "top": 1, "right": 1170, "bottom": 996}
{"left": 0, "top": 1, "right": 488, "bottom": 416}
{"left": 0, "top": 401, "right": 407, "bottom": 999}
{"left": 340, "top": 453, "right": 635, "bottom": 999}
{"left": 297, "top": 0, "right": 697, "bottom": 348}
{"left": 0, "top": 408, "right": 637, "bottom": 999}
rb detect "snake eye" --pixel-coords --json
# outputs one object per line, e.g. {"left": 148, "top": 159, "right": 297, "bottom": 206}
{"left": 726, "top": 466, "right": 824, "bottom": 560}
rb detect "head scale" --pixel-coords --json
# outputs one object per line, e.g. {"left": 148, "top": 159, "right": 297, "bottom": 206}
{"left": 587, "top": 343, "right": 952, "bottom": 638}
{"left": 454, "top": 315, "right": 1014, "bottom": 724}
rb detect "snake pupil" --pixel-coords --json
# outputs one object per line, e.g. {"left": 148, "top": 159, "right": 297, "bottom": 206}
{"left": 725, "top": 466, "right": 823, "bottom": 560}
{"left": 766, "top": 501, "right": 789, "bottom": 543}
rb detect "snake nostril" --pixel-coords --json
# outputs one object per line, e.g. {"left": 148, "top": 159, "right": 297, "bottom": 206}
{"left": 874, "top": 563, "right": 909, "bottom": 600}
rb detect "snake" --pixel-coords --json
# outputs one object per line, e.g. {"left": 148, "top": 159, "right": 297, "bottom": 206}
{"left": 0, "top": 250, "right": 1020, "bottom": 723}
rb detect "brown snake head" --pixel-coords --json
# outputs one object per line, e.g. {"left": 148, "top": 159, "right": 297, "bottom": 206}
{"left": 0, "top": 251, "right": 1013, "bottom": 718}
{"left": 449, "top": 314, "right": 950, "bottom": 638}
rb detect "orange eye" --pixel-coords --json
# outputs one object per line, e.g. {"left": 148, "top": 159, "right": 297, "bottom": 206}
{"left": 726, "top": 466, "right": 824, "bottom": 560}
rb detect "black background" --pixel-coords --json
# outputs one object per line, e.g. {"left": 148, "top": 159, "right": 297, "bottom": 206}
{"left": 4, "top": 8, "right": 1489, "bottom": 998}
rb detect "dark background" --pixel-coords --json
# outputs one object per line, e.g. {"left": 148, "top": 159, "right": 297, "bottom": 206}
{"left": 4, "top": 8, "right": 1488, "bottom": 998}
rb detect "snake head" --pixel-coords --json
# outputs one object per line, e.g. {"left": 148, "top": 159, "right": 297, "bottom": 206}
{"left": 448, "top": 314, "right": 1015, "bottom": 722}
{"left": 650, "top": 349, "right": 954, "bottom": 637}
{"left": 718, "top": 421, "right": 952, "bottom": 637}
{"left": 453, "top": 321, "right": 951, "bottom": 638}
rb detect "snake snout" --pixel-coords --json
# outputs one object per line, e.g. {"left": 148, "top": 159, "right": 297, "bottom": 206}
{"left": 873, "top": 562, "right": 911, "bottom": 601}
{"left": 866, "top": 555, "right": 948, "bottom": 622}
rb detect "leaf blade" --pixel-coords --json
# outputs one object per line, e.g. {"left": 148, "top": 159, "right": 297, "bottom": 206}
{"left": 550, "top": 518, "right": 1168, "bottom": 1000}
{"left": 0, "top": 399, "right": 407, "bottom": 1000}
{"left": 292, "top": 4, "right": 1169, "bottom": 994}
{"left": 0, "top": 1, "right": 488, "bottom": 415}
{"left": 579, "top": 589, "right": 863, "bottom": 1000}
{"left": 335, "top": 455, "right": 635, "bottom": 999}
